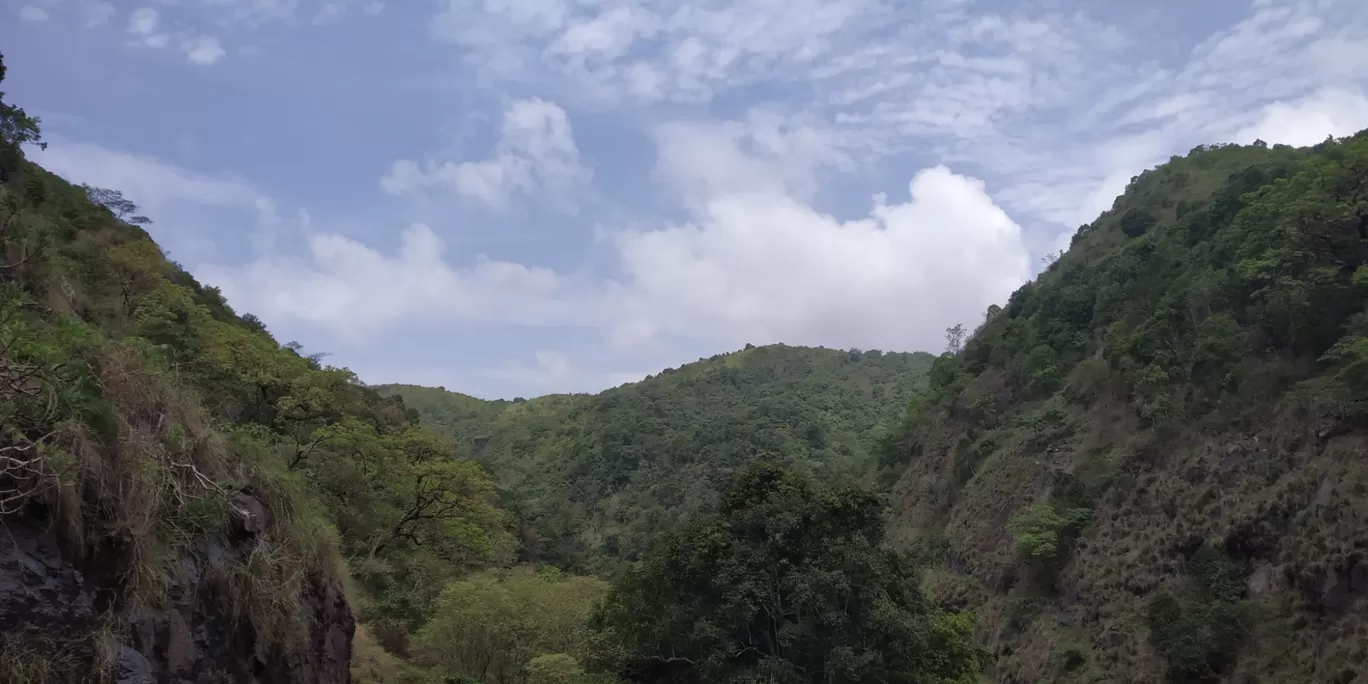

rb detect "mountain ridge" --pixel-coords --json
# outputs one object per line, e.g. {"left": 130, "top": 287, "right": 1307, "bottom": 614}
{"left": 377, "top": 343, "right": 937, "bottom": 572}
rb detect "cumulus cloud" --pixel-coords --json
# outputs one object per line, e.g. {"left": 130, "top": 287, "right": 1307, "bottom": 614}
{"left": 200, "top": 223, "right": 579, "bottom": 340}
{"left": 208, "top": 116, "right": 1028, "bottom": 359}
{"left": 1236, "top": 88, "right": 1368, "bottom": 147}
{"left": 380, "top": 98, "right": 591, "bottom": 211}
{"left": 608, "top": 168, "right": 1029, "bottom": 354}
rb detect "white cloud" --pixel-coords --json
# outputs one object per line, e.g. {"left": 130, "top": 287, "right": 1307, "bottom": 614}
{"left": 485, "top": 350, "right": 648, "bottom": 396}
{"left": 1236, "top": 88, "right": 1368, "bottom": 147}
{"left": 363, "top": 2, "right": 384, "bottom": 15}
{"left": 30, "top": 139, "right": 275, "bottom": 260}
{"left": 78, "top": 1, "right": 114, "bottom": 27}
{"left": 211, "top": 119, "right": 1029, "bottom": 359}
{"left": 127, "top": 7, "right": 159, "bottom": 36}
{"left": 607, "top": 165, "right": 1029, "bottom": 353}
{"left": 34, "top": 139, "right": 260, "bottom": 215}
{"left": 184, "top": 35, "right": 226, "bottom": 65}
{"left": 381, "top": 98, "right": 591, "bottom": 211}
{"left": 652, "top": 112, "right": 848, "bottom": 205}
{"left": 313, "top": 2, "right": 345, "bottom": 25}
{"left": 200, "top": 223, "right": 578, "bottom": 340}
{"left": 421, "top": 0, "right": 1368, "bottom": 260}
{"left": 119, "top": 6, "right": 228, "bottom": 64}
{"left": 18, "top": 6, "right": 49, "bottom": 22}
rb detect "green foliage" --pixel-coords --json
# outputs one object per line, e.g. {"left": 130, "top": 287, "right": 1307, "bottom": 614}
{"left": 1146, "top": 547, "right": 1249, "bottom": 683}
{"left": 590, "top": 462, "right": 989, "bottom": 684}
{"left": 0, "top": 53, "right": 46, "bottom": 179}
{"left": 1119, "top": 208, "right": 1157, "bottom": 237}
{"left": 381, "top": 346, "right": 935, "bottom": 573}
{"left": 1007, "top": 502, "right": 1090, "bottom": 561}
{"left": 410, "top": 567, "right": 610, "bottom": 684}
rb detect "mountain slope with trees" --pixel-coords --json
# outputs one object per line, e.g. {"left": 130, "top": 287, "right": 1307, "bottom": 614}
{"left": 881, "top": 134, "right": 1368, "bottom": 684}
{"left": 380, "top": 345, "right": 935, "bottom": 573}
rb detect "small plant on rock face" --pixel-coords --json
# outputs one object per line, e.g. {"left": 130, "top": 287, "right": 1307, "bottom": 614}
{"left": 1008, "top": 502, "right": 1092, "bottom": 561}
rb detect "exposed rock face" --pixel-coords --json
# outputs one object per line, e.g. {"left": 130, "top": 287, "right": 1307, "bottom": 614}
{"left": 0, "top": 495, "right": 353, "bottom": 684}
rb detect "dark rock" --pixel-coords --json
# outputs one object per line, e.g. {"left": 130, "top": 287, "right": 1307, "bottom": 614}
{"left": 0, "top": 517, "right": 95, "bottom": 639}
{"left": 1, "top": 509, "right": 353, "bottom": 683}
{"left": 232, "top": 493, "right": 272, "bottom": 538}
{"left": 166, "top": 608, "right": 196, "bottom": 675}
{"left": 112, "top": 644, "right": 154, "bottom": 684}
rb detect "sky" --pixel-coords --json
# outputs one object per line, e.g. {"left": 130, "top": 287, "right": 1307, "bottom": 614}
{"left": 4, "top": 0, "right": 1368, "bottom": 399}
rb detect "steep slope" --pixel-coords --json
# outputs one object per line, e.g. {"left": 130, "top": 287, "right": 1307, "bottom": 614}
{"left": 380, "top": 344, "right": 935, "bottom": 572}
{"left": 0, "top": 56, "right": 512, "bottom": 682}
{"left": 883, "top": 135, "right": 1368, "bottom": 683}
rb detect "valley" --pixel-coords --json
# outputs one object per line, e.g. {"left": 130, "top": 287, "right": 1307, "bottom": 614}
{"left": 3, "top": 50, "right": 1368, "bottom": 684}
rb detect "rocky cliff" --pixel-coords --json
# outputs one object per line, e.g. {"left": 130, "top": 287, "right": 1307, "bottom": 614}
{"left": 1, "top": 494, "right": 352, "bottom": 684}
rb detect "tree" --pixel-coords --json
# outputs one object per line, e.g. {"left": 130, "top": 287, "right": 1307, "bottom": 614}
{"left": 82, "top": 184, "right": 151, "bottom": 225}
{"left": 1119, "top": 208, "right": 1157, "bottom": 237}
{"left": 944, "top": 324, "right": 966, "bottom": 354}
{"left": 0, "top": 52, "right": 45, "bottom": 184}
{"left": 591, "top": 462, "right": 987, "bottom": 684}
{"left": 411, "top": 568, "right": 610, "bottom": 684}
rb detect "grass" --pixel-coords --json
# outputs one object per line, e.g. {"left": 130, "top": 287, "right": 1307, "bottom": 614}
{"left": 0, "top": 612, "right": 123, "bottom": 684}
{"left": 4, "top": 328, "right": 347, "bottom": 667}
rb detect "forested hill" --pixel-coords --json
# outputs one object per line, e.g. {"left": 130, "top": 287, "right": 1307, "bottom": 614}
{"left": 377, "top": 344, "right": 935, "bottom": 572}
{"left": 881, "top": 134, "right": 1368, "bottom": 684}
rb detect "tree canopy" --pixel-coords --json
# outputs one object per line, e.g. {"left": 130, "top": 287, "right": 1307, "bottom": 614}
{"left": 591, "top": 462, "right": 987, "bottom": 684}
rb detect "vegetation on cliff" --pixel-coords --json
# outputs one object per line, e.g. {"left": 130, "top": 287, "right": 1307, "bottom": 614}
{"left": 881, "top": 133, "right": 1368, "bottom": 683}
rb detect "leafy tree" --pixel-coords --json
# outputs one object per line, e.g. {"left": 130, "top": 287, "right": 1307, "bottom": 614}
{"left": 82, "top": 185, "right": 151, "bottom": 225}
{"left": 944, "top": 324, "right": 966, "bottom": 354}
{"left": 1007, "top": 502, "right": 1091, "bottom": 566}
{"left": 0, "top": 52, "right": 45, "bottom": 183}
{"left": 411, "top": 568, "right": 610, "bottom": 684}
{"left": 1146, "top": 547, "right": 1249, "bottom": 683}
{"left": 1119, "top": 208, "right": 1157, "bottom": 237}
{"left": 591, "top": 462, "right": 987, "bottom": 684}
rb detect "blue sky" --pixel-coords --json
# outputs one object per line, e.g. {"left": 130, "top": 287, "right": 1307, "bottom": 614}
{"left": 5, "top": 0, "right": 1368, "bottom": 399}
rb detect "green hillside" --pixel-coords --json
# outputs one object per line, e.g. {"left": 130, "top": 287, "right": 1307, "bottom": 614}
{"left": 379, "top": 345, "right": 936, "bottom": 572}
{"left": 881, "top": 135, "right": 1368, "bottom": 683}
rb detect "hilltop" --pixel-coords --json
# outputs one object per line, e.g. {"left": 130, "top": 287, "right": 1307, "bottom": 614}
{"left": 378, "top": 344, "right": 936, "bottom": 572}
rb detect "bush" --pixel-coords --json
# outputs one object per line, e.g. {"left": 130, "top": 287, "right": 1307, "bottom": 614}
{"left": 1145, "top": 547, "right": 1249, "bottom": 683}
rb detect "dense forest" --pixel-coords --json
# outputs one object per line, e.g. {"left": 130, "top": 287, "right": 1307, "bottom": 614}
{"left": 378, "top": 345, "right": 935, "bottom": 572}
{"left": 5, "top": 46, "right": 1368, "bottom": 684}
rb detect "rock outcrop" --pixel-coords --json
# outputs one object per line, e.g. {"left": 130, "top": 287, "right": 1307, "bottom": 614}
{"left": 0, "top": 494, "right": 353, "bottom": 684}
